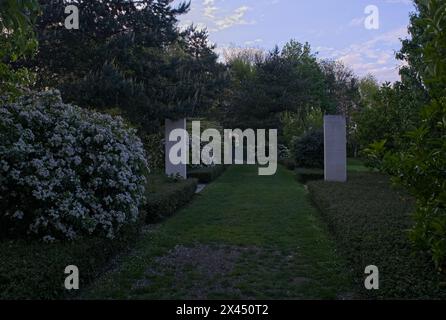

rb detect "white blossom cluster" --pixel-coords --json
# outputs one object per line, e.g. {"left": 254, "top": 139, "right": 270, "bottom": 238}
{"left": 0, "top": 90, "right": 149, "bottom": 241}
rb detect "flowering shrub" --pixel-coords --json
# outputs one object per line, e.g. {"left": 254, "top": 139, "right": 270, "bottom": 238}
{"left": 0, "top": 90, "right": 148, "bottom": 241}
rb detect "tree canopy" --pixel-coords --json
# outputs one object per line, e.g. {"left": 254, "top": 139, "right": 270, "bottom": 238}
{"left": 24, "top": 0, "right": 226, "bottom": 133}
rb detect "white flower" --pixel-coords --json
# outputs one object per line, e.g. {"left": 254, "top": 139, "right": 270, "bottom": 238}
{"left": 1, "top": 90, "right": 149, "bottom": 241}
{"left": 13, "top": 211, "right": 24, "bottom": 220}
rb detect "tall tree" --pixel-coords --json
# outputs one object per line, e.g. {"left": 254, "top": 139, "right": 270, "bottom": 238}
{"left": 22, "top": 0, "right": 224, "bottom": 133}
{"left": 375, "top": 0, "right": 446, "bottom": 269}
{"left": 221, "top": 40, "right": 327, "bottom": 140}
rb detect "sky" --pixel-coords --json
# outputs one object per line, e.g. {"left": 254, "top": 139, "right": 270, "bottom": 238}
{"left": 173, "top": 0, "right": 416, "bottom": 83}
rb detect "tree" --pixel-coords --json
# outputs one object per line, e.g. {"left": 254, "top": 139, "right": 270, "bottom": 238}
{"left": 0, "top": 0, "right": 40, "bottom": 100}
{"left": 358, "top": 74, "right": 380, "bottom": 109}
{"left": 22, "top": 0, "right": 224, "bottom": 133}
{"left": 320, "top": 60, "right": 361, "bottom": 154}
{"left": 221, "top": 40, "right": 328, "bottom": 143}
{"left": 377, "top": 0, "right": 446, "bottom": 269}
{"left": 355, "top": 81, "right": 426, "bottom": 151}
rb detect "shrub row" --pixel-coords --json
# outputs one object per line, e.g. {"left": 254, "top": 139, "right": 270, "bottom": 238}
{"left": 187, "top": 165, "right": 226, "bottom": 184}
{"left": 144, "top": 176, "right": 198, "bottom": 223}
{"left": 0, "top": 174, "right": 199, "bottom": 299}
{"left": 279, "top": 158, "right": 296, "bottom": 171}
{"left": 295, "top": 168, "right": 324, "bottom": 184}
{"left": 0, "top": 223, "right": 140, "bottom": 300}
{"left": 308, "top": 172, "right": 446, "bottom": 299}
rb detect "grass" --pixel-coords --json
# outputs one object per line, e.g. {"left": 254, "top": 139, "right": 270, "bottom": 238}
{"left": 83, "top": 165, "right": 355, "bottom": 299}
{"left": 308, "top": 172, "right": 446, "bottom": 299}
{"left": 347, "top": 158, "right": 370, "bottom": 172}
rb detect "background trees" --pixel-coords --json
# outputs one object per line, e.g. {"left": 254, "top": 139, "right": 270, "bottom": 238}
{"left": 25, "top": 0, "right": 225, "bottom": 134}
{"left": 355, "top": 81, "right": 426, "bottom": 151}
{"left": 0, "top": 0, "right": 40, "bottom": 100}
{"left": 220, "top": 41, "right": 342, "bottom": 145}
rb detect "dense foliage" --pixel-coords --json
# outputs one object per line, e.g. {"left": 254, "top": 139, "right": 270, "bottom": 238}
{"left": 355, "top": 81, "right": 426, "bottom": 151}
{"left": 389, "top": 0, "right": 446, "bottom": 269}
{"left": 292, "top": 130, "right": 324, "bottom": 169}
{"left": 219, "top": 43, "right": 360, "bottom": 151}
{"left": 0, "top": 230, "right": 139, "bottom": 299}
{"left": 188, "top": 165, "right": 226, "bottom": 184}
{"left": 308, "top": 173, "right": 446, "bottom": 299}
{"left": 144, "top": 175, "right": 197, "bottom": 223}
{"left": 0, "top": 90, "right": 148, "bottom": 241}
{"left": 360, "top": 0, "right": 446, "bottom": 269}
{"left": 23, "top": 0, "right": 226, "bottom": 133}
{"left": 0, "top": 0, "right": 40, "bottom": 99}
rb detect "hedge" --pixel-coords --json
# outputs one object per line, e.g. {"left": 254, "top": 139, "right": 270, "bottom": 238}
{"left": 0, "top": 223, "right": 140, "bottom": 300}
{"left": 144, "top": 176, "right": 198, "bottom": 223}
{"left": 187, "top": 165, "right": 226, "bottom": 184}
{"left": 279, "top": 158, "right": 296, "bottom": 171}
{"left": 0, "top": 174, "right": 199, "bottom": 299}
{"left": 308, "top": 172, "right": 446, "bottom": 299}
{"left": 295, "top": 168, "right": 324, "bottom": 184}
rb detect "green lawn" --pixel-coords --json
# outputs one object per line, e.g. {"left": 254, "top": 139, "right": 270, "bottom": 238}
{"left": 83, "top": 165, "right": 355, "bottom": 299}
{"left": 347, "top": 158, "right": 369, "bottom": 172}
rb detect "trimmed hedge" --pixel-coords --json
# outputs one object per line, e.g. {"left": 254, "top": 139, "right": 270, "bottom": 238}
{"left": 308, "top": 172, "right": 446, "bottom": 299}
{"left": 279, "top": 158, "right": 296, "bottom": 171}
{"left": 188, "top": 165, "right": 226, "bottom": 184}
{"left": 0, "top": 224, "right": 140, "bottom": 299}
{"left": 295, "top": 168, "right": 324, "bottom": 184}
{"left": 144, "top": 176, "right": 198, "bottom": 223}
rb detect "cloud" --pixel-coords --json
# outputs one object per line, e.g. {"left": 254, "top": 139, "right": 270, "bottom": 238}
{"left": 384, "top": 0, "right": 413, "bottom": 4}
{"left": 202, "top": 0, "right": 217, "bottom": 18}
{"left": 214, "top": 6, "right": 253, "bottom": 31}
{"left": 349, "top": 16, "right": 365, "bottom": 27}
{"left": 180, "top": 1, "right": 255, "bottom": 32}
{"left": 319, "top": 26, "right": 410, "bottom": 82}
{"left": 245, "top": 38, "right": 263, "bottom": 46}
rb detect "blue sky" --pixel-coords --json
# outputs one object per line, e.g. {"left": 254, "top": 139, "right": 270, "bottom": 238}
{"left": 173, "top": 0, "right": 416, "bottom": 82}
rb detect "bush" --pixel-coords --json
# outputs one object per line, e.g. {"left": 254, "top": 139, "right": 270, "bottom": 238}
{"left": 0, "top": 227, "right": 139, "bottom": 299}
{"left": 279, "top": 158, "right": 296, "bottom": 171}
{"left": 295, "top": 168, "right": 324, "bottom": 184}
{"left": 144, "top": 176, "right": 198, "bottom": 223}
{"left": 188, "top": 165, "right": 226, "bottom": 184}
{"left": 0, "top": 90, "right": 148, "bottom": 241}
{"left": 292, "top": 130, "right": 324, "bottom": 169}
{"left": 386, "top": 98, "right": 446, "bottom": 270}
{"left": 308, "top": 173, "right": 446, "bottom": 299}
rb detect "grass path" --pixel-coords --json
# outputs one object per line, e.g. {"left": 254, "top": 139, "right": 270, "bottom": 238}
{"left": 83, "top": 166, "right": 354, "bottom": 299}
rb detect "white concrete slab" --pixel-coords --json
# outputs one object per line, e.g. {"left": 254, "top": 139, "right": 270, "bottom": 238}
{"left": 324, "top": 115, "right": 347, "bottom": 182}
{"left": 165, "top": 118, "right": 187, "bottom": 179}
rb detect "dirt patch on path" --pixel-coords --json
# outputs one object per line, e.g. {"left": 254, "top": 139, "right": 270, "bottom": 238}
{"left": 132, "top": 244, "right": 298, "bottom": 299}
{"left": 130, "top": 244, "right": 318, "bottom": 299}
